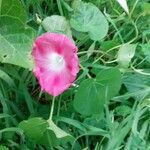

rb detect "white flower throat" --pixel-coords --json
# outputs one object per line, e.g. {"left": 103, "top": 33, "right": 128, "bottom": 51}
{"left": 48, "top": 53, "right": 65, "bottom": 72}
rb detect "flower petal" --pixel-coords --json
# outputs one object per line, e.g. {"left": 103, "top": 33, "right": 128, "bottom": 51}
{"left": 32, "top": 33, "right": 79, "bottom": 96}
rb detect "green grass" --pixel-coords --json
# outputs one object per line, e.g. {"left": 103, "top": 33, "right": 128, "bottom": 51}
{"left": 0, "top": 0, "right": 150, "bottom": 149}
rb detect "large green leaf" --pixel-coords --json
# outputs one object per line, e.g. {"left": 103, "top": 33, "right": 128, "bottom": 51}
{"left": 70, "top": 1, "right": 108, "bottom": 41}
{"left": 73, "top": 68, "right": 122, "bottom": 116}
{"left": 0, "top": 0, "right": 27, "bottom": 23}
{"left": 0, "top": 16, "right": 35, "bottom": 69}
{"left": 19, "top": 117, "right": 48, "bottom": 141}
{"left": 74, "top": 78, "right": 103, "bottom": 116}
{"left": 19, "top": 117, "right": 73, "bottom": 147}
{"left": 96, "top": 68, "right": 122, "bottom": 100}
{"left": 42, "top": 15, "right": 72, "bottom": 38}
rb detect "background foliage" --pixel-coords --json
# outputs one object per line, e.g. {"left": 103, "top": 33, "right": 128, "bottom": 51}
{"left": 0, "top": 0, "right": 150, "bottom": 149}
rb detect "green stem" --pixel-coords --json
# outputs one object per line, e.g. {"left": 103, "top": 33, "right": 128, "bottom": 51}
{"left": 49, "top": 96, "right": 55, "bottom": 120}
{"left": 129, "top": 0, "right": 139, "bottom": 17}
{"left": 80, "top": 64, "right": 91, "bottom": 78}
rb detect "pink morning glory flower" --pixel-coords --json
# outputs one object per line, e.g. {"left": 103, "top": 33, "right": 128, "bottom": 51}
{"left": 32, "top": 33, "right": 79, "bottom": 96}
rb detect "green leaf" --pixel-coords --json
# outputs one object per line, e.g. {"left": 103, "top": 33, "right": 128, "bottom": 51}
{"left": 74, "top": 78, "right": 103, "bottom": 116}
{"left": 70, "top": 1, "right": 108, "bottom": 41}
{"left": 19, "top": 117, "right": 73, "bottom": 147}
{"left": 0, "top": 0, "right": 27, "bottom": 23}
{"left": 117, "top": 43, "right": 137, "bottom": 68}
{"left": 141, "top": 43, "right": 150, "bottom": 62}
{"left": 42, "top": 15, "right": 72, "bottom": 38}
{"left": 87, "top": 42, "right": 96, "bottom": 58}
{"left": 141, "top": 99, "right": 150, "bottom": 108}
{"left": 0, "top": 145, "right": 9, "bottom": 150}
{"left": 0, "top": 68, "right": 15, "bottom": 87}
{"left": 141, "top": 2, "right": 150, "bottom": 15}
{"left": 39, "top": 120, "right": 74, "bottom": 146}
{"left": 100, "top": 39, "right": 119, "bottom": 52}
{"left": 0, "top": 16, "right": 35, "bottom": 69}
{"left": 73, "top": 68, "right": 122, "bottom": 116}
{"left": 19, "top": 117, "right": 48, "bottom": 141}
{"left": 123, "top": 73, "right": 150, "bottom": 100}
{"left": 114, "top": 105, "right": 131, "bottom": 117}
{"left": 96, "top": 68, "right": 122, "bottom": 100}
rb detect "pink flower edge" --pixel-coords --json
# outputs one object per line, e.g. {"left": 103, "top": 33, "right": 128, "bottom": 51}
{"left": 32, "top": 33, "right": 79, "bottom": 96}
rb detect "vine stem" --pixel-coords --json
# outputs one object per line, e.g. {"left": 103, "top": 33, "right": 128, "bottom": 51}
{"left": 49, "top": 96, "right": 55, "bottom": 120}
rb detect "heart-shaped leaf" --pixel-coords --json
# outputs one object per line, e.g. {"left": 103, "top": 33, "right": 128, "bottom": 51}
{"left": 0, "top": 16, "right": 35, "bottom": 69}
{"left": 70, "top": 1, "right": 109, "bottom": 41}
{"left": 42, "top": 15, "right": 72, "bottom": 38}
{"left": 19, "top": 117, "right": 74, "bottom": 147}
{"left": 73, "top": 68, "right": 122, "bottom": 116}
{"left": 0, "top": 0, "right": 27, "bottom": 23}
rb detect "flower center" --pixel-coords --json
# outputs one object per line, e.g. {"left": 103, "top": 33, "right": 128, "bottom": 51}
{"left": 48, "top": 53, "right": 65, "bottom": 72}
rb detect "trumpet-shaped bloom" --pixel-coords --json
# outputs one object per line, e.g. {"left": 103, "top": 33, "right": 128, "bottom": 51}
{"left": 32, "top": 33, "right": 79, "bottom": 96}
